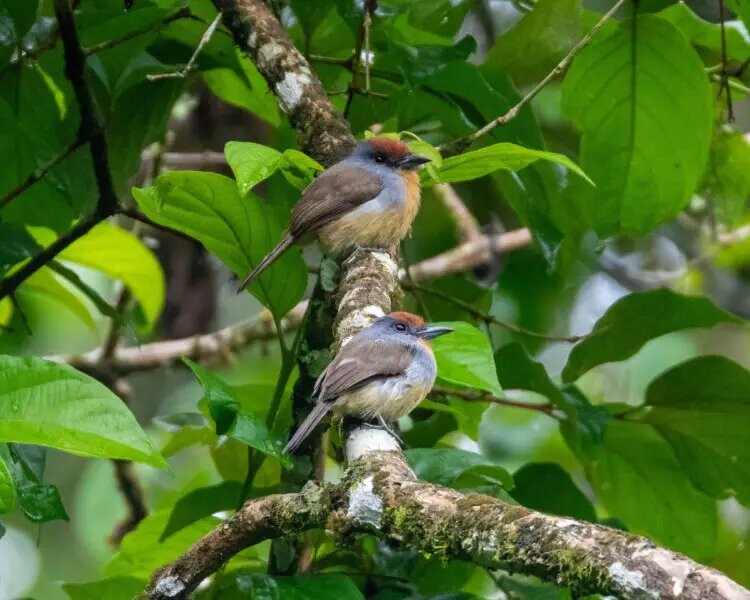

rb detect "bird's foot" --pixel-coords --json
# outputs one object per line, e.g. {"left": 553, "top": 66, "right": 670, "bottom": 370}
{"left": 376, "top": 416, "right": 403, "bottom": 448}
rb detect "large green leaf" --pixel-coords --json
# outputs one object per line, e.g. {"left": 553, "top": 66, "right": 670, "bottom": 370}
{"left": 406, "top": 447, "right": 512, "bottom": 490}
{"left": 511, "top": 463, "right": 596, "bottom": 522}
{"left": 426, "top": 143, "right": 592, "bottom": 186}
{"left": 562, "top": 15, "right": 713, "bottom": 236}
{"left": 106, "top": 509, "right": 221, "bottom": 577}
{"left": 494, "top": 342, "right": 563, "bottom": 405}
{"left": 573, "top": 420, "right": 717, "bottom": 559}
{"left": 0, "top": 222, "right": 40, "bottom": 277}
{"left": 18, "top": 268, "right": 98, "bottom": 333}
{"left": 63, "top": 577, "right": 146, "bottom": 600}
{"left": 633, "top": 356, "right": 750, "bottom": 505}
{"left": 0, "top": 356, "right": 166, "bottom": 468}
{"left": 160, "top": 481, "right": 243, "bottom": 541}
{"left": 33, "top": 223, "right": 165, "bottom": 328}
{"left": 484, "top": 0, "right": 582, "bottom": 85}
{"left": 430, "top": 321, "right": 502, "bottom": 396}
{"left": 0, "top": 456, "right": 15, "bottom": 514}
{"left": 133, "top": 171, "right": 307, "bottom": 318}
{"left": 186, "top": 360, "right": 291, "bottom": 467}
{"left": 562, "top": 289, "right": 741, "bottom": 382}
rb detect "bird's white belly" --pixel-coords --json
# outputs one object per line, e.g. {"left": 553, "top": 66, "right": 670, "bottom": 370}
{"left": 333, "top": 375, "right": 432, "bottom": 422}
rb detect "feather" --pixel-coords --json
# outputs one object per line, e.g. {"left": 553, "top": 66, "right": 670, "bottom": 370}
{"left": 284, "top": 402, "right": 332, "bottom": 454}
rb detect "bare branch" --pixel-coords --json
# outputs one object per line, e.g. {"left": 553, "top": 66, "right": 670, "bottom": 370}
{"left": 50, "top": 302, "right": 307, "bottom": 374}
{"left": 433, "top": 183, "right": 483, "bottom": 242}
{"left": 439, "top": 0, "right": 628, "bottom": 156}
{"left": 431, "top": 385, "right": 560, "bottom": 417}
{"left": 402, "top": 228, "right": 532, "bottom": 282}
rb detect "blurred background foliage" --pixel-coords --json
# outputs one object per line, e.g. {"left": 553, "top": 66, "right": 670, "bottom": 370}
{"left": 1, "top": 0, "right": 750, "bottom": 598}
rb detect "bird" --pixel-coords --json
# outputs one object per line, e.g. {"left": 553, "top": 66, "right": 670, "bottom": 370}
{"left": 284, "top": 311, "right": 452, "bottom": 454}
{"left": 237, "top": 137, "right": 431, "bottom": 292}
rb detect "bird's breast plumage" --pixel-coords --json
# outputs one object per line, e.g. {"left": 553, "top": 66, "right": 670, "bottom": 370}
{"left": 332, "top": 340, "right": 436, "bottom": 422}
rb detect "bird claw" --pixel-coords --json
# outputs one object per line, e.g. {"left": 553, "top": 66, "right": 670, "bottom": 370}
{"left": 376, "top": 416, "right": 403, "bottom": 448}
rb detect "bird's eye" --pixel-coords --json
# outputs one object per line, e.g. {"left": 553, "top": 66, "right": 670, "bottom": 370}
{"left": 395, "top": 322, "right": 407, "bottom": 332}
{"left": 374, "top": 154, "right": 385, "bottom": 164}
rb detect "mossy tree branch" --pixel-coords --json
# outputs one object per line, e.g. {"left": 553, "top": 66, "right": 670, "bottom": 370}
{"left": 141, "top": 448, "right": 750, "bottom": 600}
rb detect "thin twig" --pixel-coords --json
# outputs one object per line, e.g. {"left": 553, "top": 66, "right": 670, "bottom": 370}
{"left": 343, "top": 0, "right": 377, "bottom": 118}
{"left": 718, "top": 0, "right": 734, "bottom": 121}
{"left": 431, "top": 385, "right": 560, "bottom": 418}
{"left": 0, "top": 137, "right": 86, "bottom": 210}
{"left": 84, "top": 7, "right": 190, "bottom": 56}
{"left": 439, "top": 0, "right": 628, "bottom": 156}
{"left": 403, "top": 280, "right": 586, "bottom": 343}
{"left": 147, "top": 11, "right": 222, "bottom": 81}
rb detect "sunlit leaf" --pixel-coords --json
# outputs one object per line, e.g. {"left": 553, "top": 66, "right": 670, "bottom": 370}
{"left": 426, "top": 143, "right": 591, "bottom": 186}
{"left": 225, "top": 141, "right": 283, "bottom": 196}
{"left": 431, "top": 321, "right": 502, "bottom": 396}
{"left": 133, "top": 171, "right": 307, "bottom": 318}
{"left": 0, "top": 356, "right": 166, "bottom": 468}
{"left": 63, "top": 577, "right": 146, "bottom": 600}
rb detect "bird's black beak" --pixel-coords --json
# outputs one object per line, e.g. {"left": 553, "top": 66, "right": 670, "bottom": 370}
{"left": 417, "top": 325, "right": 453, "bottom": 340}
{"left": 396, "top": 154, "right": 431, "bottom": 171}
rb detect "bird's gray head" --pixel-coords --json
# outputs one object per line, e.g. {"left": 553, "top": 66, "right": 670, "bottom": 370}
{"left": 366, "top": 311, "right": 453, "bottom": 340}
{"left": 350, "top": 137, "right": 431, "bottom": 171}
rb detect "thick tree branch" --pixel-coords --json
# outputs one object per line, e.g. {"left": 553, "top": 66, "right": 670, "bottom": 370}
{"left": 142, "top": 449, "right": 750, "bottom": 600}
{"left": 212, "top": 0, "right": 356, "bottom": 166}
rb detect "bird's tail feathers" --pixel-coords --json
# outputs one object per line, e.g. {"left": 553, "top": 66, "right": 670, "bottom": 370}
{"left": 284, "top": 402, "right": 332, "bottom": 454}
{"left": 237, "top": 234, "right": 294, "bottom": 293}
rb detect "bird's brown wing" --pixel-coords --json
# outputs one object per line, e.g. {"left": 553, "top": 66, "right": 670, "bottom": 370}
{"left": 289, "top": 164, "right": 384, "bottom": 238}
{"left": 314, "top": 338, "right": 414, "bottom": 404}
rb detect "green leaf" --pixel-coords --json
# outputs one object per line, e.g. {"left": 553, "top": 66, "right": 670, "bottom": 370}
{"left": 494, "top": 342, "right": 563, "bottom": 405}
{"left": 633, "top": 356, "right": 750, "bottom": 505}
{"left": 562, "top": 15, "right": 713, "bottom": 236}
{"left": 185, "top": 360, "right": 291, "bottom": 467}
{"left": 700, "top": 127, "right": 750, "bottom": 226}
{"left": 16, "top": 481, "right": 68, "bottom": 523}
{"left": 18, "top": 268, "right": 98, "bottom": 333}
{"left": 160, "top": 481, "right": 243, "bottom": 541}
{"left": 427, "top": 143, "right": 592, "bottom": 186}
{"left": 0, "top": 222, "right": 41, "bottom": 276}
{"left": 406, "top": 447, "right": 512, "bottom": 489}
{"left": 660, "top": 2, "right": 750, "bottom": 62}
{"left": 0, "top": 456, "right": 15, "bottom": 514}
{"left": 0, "top": 356, "right": 166, "bottom": 468}
{"left": 231, "top": 572, "right": 365, "bottom": 599}
{"left": 133, "top": 171, "right": 307, "bottom": 318}
{"left": 63, "top": 577, "right": 146, "bottom": 600}
{"left": 279, "top": 149, "right": 323, "bottom": 190}
{"left": 573, "top": 420, "right": 716, "bottom": 559}
{"left": 0, "top": 297, "right": 10, "bottom": 327}
{"left": 562, "top": 289, "right": 741, "bottom": 382}
{"left": 224, "top": 141, "right": 283, "bottom": 196}
{"left": 431, "top": 321, "right": 502, "bottom": 396}
{"left": 485, "top": 0, "right": 582, "bottom": 86}
{"left": 41, "top": 223, "right": 165, "bottom": 329}
{"left": 107, "top": 509, "right": 221, "bottom": 577}
{"left": 512, "top": 462, "right": 596, "bottom": 522}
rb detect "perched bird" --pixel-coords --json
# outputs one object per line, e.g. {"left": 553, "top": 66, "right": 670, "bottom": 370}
{"left": 238, "top": 137, "right": 430, "bottom": 292}
{"left": 284, "top": 311, "right": 452, "bottom": 454}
